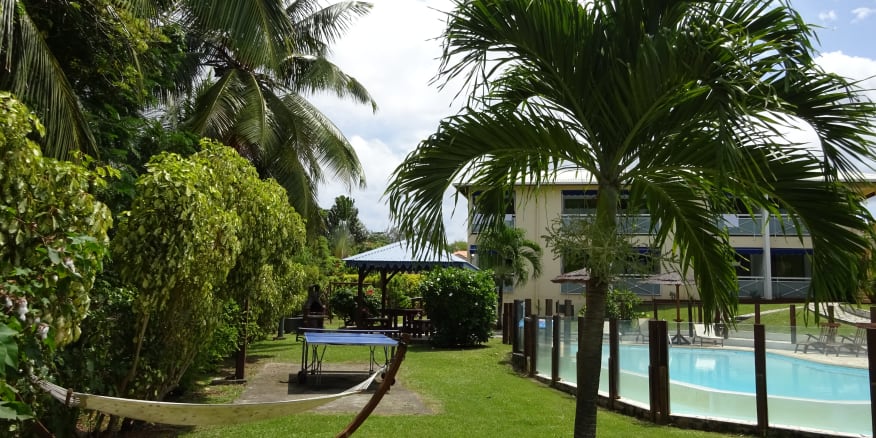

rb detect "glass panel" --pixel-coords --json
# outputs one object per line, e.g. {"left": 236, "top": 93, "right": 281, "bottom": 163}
{"left": 535, "top": 317, "right": 553, "bottom": 377}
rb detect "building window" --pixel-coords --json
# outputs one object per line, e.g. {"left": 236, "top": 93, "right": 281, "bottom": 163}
{"left": 562, "top": 190, "right": 597, "bottom": 215}
{"left": 734, "top": 249, "right": 764, "bottom": 277}
{"left": 469, "top": 191, "right": 515, "bottom": 234}
{"left": 771, "top": 249, "right": 812, "bottom": 278}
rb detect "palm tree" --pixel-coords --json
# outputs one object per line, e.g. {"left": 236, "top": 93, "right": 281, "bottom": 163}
{"left": 179, "top": 0, "right": 377, "bottom": 235}
{"left": 386, "top": 1, "right": 876, "bottom": 436}
{"left": 476, "top": 223, "right": 542, "bottom": 327}
{"left": 0, "top": 0, "right": 151, "bottom": 160}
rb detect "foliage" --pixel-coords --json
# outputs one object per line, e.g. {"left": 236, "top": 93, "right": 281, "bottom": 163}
{"left": 604, "top": 289, "right": 642, "bottom": 321}
{"left": 178, "top": 0, "right": 377, "bottom": 238}
{"left": 329, "top": 287, "right": 380, "bottom": 325}
{"left": 112, "top": 140, "right": 306, "bottom": 401}
{"left": 51, "top": 272, "right": 137, "bottom": 433}
{"left": 386, "top": 1, "right": 876, "bottom": 436}
{"left": 418, "top": 268, "right": 496, "bottom": 347}
{"left": 386, "top": 273, "right": 422, "bottom": 308}
{"left": 0, "top": 0, "right": 183, "bottom": 160}
{"left": 0, "top": 93, "right": 113, "bottom": 432}
{"left": 324, "top": 195, "right": 369, "bottom": 257}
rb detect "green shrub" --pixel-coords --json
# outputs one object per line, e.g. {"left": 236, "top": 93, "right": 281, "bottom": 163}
{"left": 0, "top": 93, "right": 113, "bottom": 432}
{"left": 329, "top": 287, "right": 379, "bottom": 325}
{"left": 418, "top": 268, "right": 496, "bottom": 347}
{"left": 605, "top": 288, "right": 643, "bottom": 320}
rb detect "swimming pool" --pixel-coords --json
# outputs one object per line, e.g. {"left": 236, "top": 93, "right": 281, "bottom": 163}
{"left": 536, "top": 333, "right": 871, "bottom": 436}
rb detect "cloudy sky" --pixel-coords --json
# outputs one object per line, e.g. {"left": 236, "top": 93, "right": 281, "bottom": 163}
{"left": 312, "top": 0, "right": 876, "bottom": 243}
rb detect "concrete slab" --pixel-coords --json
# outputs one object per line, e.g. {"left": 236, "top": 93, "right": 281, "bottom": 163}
{"left": 234, "top": 362, "right": 435, "bottom": 415}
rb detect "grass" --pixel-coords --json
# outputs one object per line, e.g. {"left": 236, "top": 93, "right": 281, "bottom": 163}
{"left": 172, "top": 333, "right": 738, "bottom": 438}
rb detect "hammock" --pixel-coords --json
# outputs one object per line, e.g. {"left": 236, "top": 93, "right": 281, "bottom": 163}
{"left": 36, "top": 338, "right": 408, "bottom": 433}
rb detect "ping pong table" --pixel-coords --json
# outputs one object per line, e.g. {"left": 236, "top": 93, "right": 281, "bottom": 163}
{"left": 298, "top": 330, "right": 399, "bottom": 384}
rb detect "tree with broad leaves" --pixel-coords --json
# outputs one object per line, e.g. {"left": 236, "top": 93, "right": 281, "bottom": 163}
{"left": 386, "top": 1, "right": 876, "bottom": 436}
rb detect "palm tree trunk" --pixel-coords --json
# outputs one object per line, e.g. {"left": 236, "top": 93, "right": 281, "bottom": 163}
{"left": 574, "top": 182, "right": 619, "bottom": 438}
{"left": 575, "top": 282, "right": 608, "bottom": 437}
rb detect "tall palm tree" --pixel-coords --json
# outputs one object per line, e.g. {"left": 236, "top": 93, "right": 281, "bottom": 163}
{"left": 386, "top": 1, "right": 876, "bottom": 436}
{"left": 476, "top": 223, "right": 542, "bottom": 327}
{"left": 0, "top": 0, "right": 155, "bottom": 160}
{"left": 180, "top": 0, "right": 377, "bottom": 235}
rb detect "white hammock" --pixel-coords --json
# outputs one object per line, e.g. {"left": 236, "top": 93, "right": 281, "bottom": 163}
{"left": 34, "top": 370, "right": 381, "bottom": 426}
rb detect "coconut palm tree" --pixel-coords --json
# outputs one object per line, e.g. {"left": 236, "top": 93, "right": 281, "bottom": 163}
{"left": 180, "top": 0, "right": 377, "bottom": 235}
{"left": 476, "top": 223, "right": 542, "bottom": 327}
{"left": 0, "top": 0, "right": 154, "bottom": 160}
{"left": 386, "top": 1, "right": 876, "bottom": 436}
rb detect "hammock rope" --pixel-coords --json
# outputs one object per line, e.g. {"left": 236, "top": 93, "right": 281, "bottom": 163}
{"left": 34, "top": 369, "right": 382, "bottom": 426}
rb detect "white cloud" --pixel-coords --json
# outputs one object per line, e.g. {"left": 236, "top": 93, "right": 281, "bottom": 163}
{"left": 816, "top": 51, "right": 876, "bottom": 102}
{"left": 310, "top": 4, "right": 876, "bottom": 245}
{"left": 311, "top": 0, "right": 470, "bottom": 242}
{"left": 852, "top": 7, "right": 876, "bottom": 22}
{"left": 818, "top": 10, "right": 838, "bottom": 22}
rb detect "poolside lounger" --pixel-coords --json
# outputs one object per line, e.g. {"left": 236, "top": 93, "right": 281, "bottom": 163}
{"left": 693, "top": 323, "right": 724, "bottom": 347}
{"left": 794, "top": 323, "right": 840, "bottom": 355}
{"left": 837, "top": 326, "right": 867, "bottom": 357}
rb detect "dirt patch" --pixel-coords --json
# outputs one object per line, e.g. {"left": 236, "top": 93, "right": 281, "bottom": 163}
{"left": 234, "top": 362, "right": 434, "bottom": 415}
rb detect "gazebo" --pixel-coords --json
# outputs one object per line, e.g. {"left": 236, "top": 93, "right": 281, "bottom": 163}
{"left": 343, "top": 241, "right": 477, "bottom": 328}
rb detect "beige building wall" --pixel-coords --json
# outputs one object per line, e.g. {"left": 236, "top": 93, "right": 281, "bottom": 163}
{"left": 464, "top": 179, "right": 876, "bottom": 313}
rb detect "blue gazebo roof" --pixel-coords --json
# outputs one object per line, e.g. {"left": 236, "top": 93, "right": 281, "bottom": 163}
{"left": 343, "top": 240, "right": 477, "bottom": 272}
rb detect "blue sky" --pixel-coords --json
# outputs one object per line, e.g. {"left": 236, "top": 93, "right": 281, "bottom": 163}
{"left": 313, "top": 0, "right": 876, "bottom": 243}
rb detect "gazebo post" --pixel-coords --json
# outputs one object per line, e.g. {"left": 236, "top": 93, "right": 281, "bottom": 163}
{"left": 356, "top": 269, "right": 367, "bottom": 329}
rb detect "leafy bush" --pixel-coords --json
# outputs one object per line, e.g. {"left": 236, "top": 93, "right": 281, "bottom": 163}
{"left": 418, "top": 268, "right": 496, "bottom": 347}
{"left": 0, "top": 93, "right": 113, "bottom": 432}
{"left": 605, "top": 288, "right": 643, "bottom": 320}
{"left": 329, "top": 287, "right": 379, "bottom": 325}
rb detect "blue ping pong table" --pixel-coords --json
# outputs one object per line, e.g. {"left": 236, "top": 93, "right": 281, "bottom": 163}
{"left": 298, "top": 331, "right": 399, "bottom": 384}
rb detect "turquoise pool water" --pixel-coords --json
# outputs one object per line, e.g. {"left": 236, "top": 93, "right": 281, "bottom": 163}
{"left": 537, "top": 331, "right": 871, "bottom": 436}
{"left": 615, "top": 344, "right": 868, "bottom": 401}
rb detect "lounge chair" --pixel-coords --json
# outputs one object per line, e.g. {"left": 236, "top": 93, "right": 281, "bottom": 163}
{"left": 693, "top": 323, "right": 724, "bottom": 347}
{"left": 634, "top": 317, "right": 650, "bottom": 343}
{"left": 794, "top": 323, "right": 840, "bottom": 354}
{"left": 837, "top": 326, "right": 868, "bottom": 357}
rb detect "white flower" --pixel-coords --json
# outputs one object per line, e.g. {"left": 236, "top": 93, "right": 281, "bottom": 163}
{"left": 3, "top": 296, "right": 11, "bottom": 308}
{"left": 62, "top": 257, "right": 79, "bottom": 276}
{"left": 17, "top": 298, "right": 27, "bottom": 321}
{"left": 36, "top": 324, "right": 49, "bottom": 340}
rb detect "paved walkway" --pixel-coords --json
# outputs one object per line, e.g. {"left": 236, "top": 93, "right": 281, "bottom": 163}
{"left": 235, "top": 361, "right": 434, "bottom": 415}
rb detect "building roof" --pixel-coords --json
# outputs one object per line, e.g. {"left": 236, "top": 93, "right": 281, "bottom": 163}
{"left": 343, "top": 241, "right": 478, "bottom": 272}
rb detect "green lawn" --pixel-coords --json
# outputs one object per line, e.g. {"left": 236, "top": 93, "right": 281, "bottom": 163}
{"left": 175, "top": 334, "right": 738, "bottom": 438}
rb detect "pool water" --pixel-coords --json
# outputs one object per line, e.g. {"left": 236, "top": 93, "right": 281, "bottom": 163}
{"left": 539, "top": 338, "right": 871, "bottom": 436}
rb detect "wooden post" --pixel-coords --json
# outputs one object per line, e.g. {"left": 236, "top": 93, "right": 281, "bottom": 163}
{"left": 686, "top": 299, "right": 694, "bottom": 337}
{"left": 652, "top": 298, "right": 658, "bottom": 319}
{"left": 530, "top": 316, "right": 538, "bottom": 377}
{"left": 871, "top": 306, "right": 876, "bottom": 324}
{"left": 868, "top": 328, "right": 876, "bottom": 438}
{"left": 648, "top": 319, "right": 669, "bottom": 424}
{"left": 608, "top": 318, "right": 620, "bottom": 409}
{"left": 545, "top": 299, "right": 554, "bottom": 317}
{"left": 828, "top": 304, "right": 835, "bottom": 324}
{"left": 789, "top": 305, "right": 797, "bottom": 345}
{"left": 754, "top": 302, "right": 761, "bottom": 324}
{"left": 524, "top": 317, "right": 536, "bottom": 377}
{"left": 512, "top": 300, "right": 522, "bottom": 353}
{"left": 754, "top": 324, "right": 768, "bottom": 437}
{"left": 503, "top": 303, "right": 513, "bottom": 344}
{"left": 551, "top": 314, "right": 560, "bottom": 385}
{"left": 525, "top": 298, "right": 533, "bottom": 317}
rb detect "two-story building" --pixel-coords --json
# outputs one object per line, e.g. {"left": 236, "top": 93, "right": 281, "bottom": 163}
{"left": 459, "top": 169, "right": 876, "bottom": 313}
